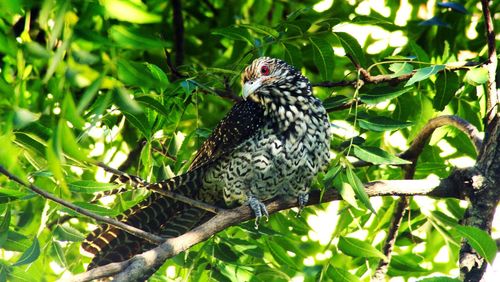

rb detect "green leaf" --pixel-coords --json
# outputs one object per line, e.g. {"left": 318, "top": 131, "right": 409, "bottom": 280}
{"left": 13, "top": 108, "right": 40, "bottom": 129}
{"left": 50, "top": 240, "right": 67, "bottom": 267}
{"left": 46, "top": 125, "right": 67, "bottom": 192}
{"left": 409, "top": 41, "right": 429, "bottom": 62}
{"left": 433, "top": 71, "right": 459, "bottom": 111}
{"left": 239, "top": 23, "right": 280, "bottom": 37}
{"left": 333, "top": 172, "right": 359, "bottom": 209}
{"left": 455, "top": 225, "right": 497, "bottom": 264}
{"left": 389, "top": 62, "right": 414, "bottom": 77}
{"left": 323, "top": 95, "right": 352, "bottom": 110}
{"left": 465, "top": 68, "right": 488, "bottom": 86}
{"left": 62, "top": 94, "right": 86, "bottom": 129}
{"left": 109, "top": 25, "right": 169, "bottom": 49}
{"left": 213, "top": 243, "right": 239, "bottom": 262}
{"left": 0, "top": 188, "right": 31, "bottom": 203}
{"left": 352, "top": 145, "right": 410, "bottom": 165}
{"left": 326, "top": 265, "right": 361, "bottom": 282}
{"left": 122, "top": 110, "right": 151, "bottom": 139}
{"left": 338, "top": 236, "right": 386, "bottom": 259}
{"left": 68, "top": 180, "right": 119, "bottom": 193}
{"left": 102, "top": 0, "right": 161, "bottom": 24}
{"left": 310, "top": 37, "right": 334, "bottom": 80}
{"left": 69, "top": 202, "right": 118, "bottom": 217}
{"left": 282, "top": 43, "right": 302, "bottom": 68}
{"left": 60, "top": 120, "right": 89, "bottom": 161}
{"left": 53, "top": 225, "right": 85, "bottom": 242}
{"left": 360, "top": 86, "right": 413, "bottom": 104}
{"left": 145, "top": 63, "right": 169, "bottom": 90}
{"left": 115, "top": 87, "right": 143, "bottom": 114}
{"left": 358, "top": 116, "right": 413, "bottom": 132}
{"left": 3, "top": 231, "right": 31, "bottom": 252}
{"left": 345, "top": 166, "right": 375, "bottom": 213}
{"left": 333, "top": 32, "right": 366, "bottom": 67}
{"left": 0, "top": 206, "right": 10, "bottom": 247}
{"left": 212, "top": 27, "right": 253, "bottom": 45}
{"left": 13, "top": 237, "right": 40, "bottom": 266}
{"left": 417, "top": 277, "right": 461, "bottom": 282}
{"left": 405, "top": 65, "right": 445, "bottom": 87}
{"left": 77, "top": 75, "right": 105, "bottom": 114}
{"left": 135, "top": 96, "right": 172, "bottom": 118}
{"left": 266, "top": 240, "right": 296, "bottom": 268}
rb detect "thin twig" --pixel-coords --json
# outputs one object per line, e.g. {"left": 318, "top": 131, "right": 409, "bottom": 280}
{"left": 66, "top": 177, "right": 462, "bottom": 282}
{"left": 352, "top": 115, "right": 483, "bottom": 168}
{"left": 96, "top": 162, "right": 225, "bottom": 214}
{"left": 0, "top": 165, "right": 164, "bottom": 245}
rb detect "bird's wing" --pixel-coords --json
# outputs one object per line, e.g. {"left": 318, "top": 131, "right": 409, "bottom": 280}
{"left": 189, "top": 100, "right": 265, "bottom": 170}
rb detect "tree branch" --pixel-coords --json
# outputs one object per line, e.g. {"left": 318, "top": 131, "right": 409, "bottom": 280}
{"left": 0, "top": 165, "right": 164, "bottom": 246}
{"left": 458, "top": 1, "right": 500, "bottom": 280}
{"left": 371, "top": 114, "right": 482, "bottom": 280}
{"left": 66, "top": 177, "right": 461, "bottom": 282}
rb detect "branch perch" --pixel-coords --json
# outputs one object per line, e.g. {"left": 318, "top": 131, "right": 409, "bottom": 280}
{"left": 66, "top": 177, "right": 461, "bottom": 282}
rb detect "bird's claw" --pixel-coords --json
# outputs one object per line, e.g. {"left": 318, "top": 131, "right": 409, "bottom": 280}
{"left": 296, "top": 193, "right": 309, "bottom": 217}
{"left": 248, "top": 196, "right": 268, "bottom": 229}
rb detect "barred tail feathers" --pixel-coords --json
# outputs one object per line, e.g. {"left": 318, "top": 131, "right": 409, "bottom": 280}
{"left": 82, "top": 168, "right": 208, "bottom": 268}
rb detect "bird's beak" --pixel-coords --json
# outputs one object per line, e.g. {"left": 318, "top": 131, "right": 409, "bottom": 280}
{"left": 242, "top": 80, "right": 261, "bottom": 100}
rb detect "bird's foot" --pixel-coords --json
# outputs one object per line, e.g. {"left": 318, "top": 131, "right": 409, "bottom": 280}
{"left": 248, "top": 195, "right": 268, "bottom": 229}
{"left": 296, "top": 193, "right": 309, "bottom": 217}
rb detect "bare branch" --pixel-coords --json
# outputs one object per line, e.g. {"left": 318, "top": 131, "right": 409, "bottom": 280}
{"left": 67, "top": 177, "right": 460, "bottom": 282}
{"left": 0, "top": 165, "right": 164, "bottom": 245}
{"left": 372, "top": 197, "right": 409, "bottom": 281}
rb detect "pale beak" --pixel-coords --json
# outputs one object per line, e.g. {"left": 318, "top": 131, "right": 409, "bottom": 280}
{"left": 242, "top": 80, "right": 261, "bottom": 100}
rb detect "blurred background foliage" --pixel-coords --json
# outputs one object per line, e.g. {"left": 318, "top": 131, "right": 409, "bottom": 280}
{"left": 0, "top": 0, "right": 498, "bottom": 281}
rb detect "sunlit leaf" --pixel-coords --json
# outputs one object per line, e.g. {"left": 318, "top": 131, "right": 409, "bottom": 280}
{"left": 389, "top": 62, "right": 414, "bottom": 77}
{"left": 0, "top": 206, "right": 10, "bottom": 247}
{"left": 358, "top": 116, "right": 413, "bottom": 132}
{"left": 360, "top": 86, "right": 413, "bottom": 104}
{"left": 266, "top": 240, "right": 296, "bottom": 268}
{"left": 212, "top": 26, "right": 253, "bottom": 45}
{"left": 13, "top": 237, "right": 40, "bottom": 266}
{"left": 465, "top": 68, "right": 488, "bottom": 86}
{"left": 239, "top": 23, "right": 279, "bottom": 37}
{"left": 405, "top": 65, "right": 445, "bottom": 87}
{"left": 68, "top": 180, "right": 119, "bottom": 193}
{"left": 333, "top": 32, "right": 366, "bottom": 67}
{"left": 345, "top": 166, "right": 375, "bottom": 213}
{"left": 109, "top": 25, "right": 170, "bottom": 49}
{"left": 50, "top": 241, "right": 67, "bottom": 267}
{"left": 352, "top": 145, "right": 410, "bottom": 165}
{"left": 310, "top": 37, "right": 335, "bottom": 80}
{"left": 338, "top": 236, "right": 386, "bottom": 259}
{"left": 102, "top": 0, "right": 161, "bottom": 24}
{"left": 53, "top": 225, "right": 85, "bottom": 242}
{"left": 455, "top": 225, "right": 497, "bottom": 264}
{"left": 326, "top": 265, "right": 361, "bottom": 282}
{"left": 433, "top": 71, "right": 459, "bottom": 111}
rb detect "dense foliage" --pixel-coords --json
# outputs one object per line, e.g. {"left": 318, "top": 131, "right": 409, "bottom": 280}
{"left": 0, "top": 0, "right": 497, "bottom": 281}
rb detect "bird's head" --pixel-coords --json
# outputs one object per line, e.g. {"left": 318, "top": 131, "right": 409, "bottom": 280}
{"left": 241, "top": 57, "right": 312, "bottom": 105}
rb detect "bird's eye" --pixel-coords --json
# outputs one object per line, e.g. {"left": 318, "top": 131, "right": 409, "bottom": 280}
{"left": 260, "top": 65, "right": 270, "bottom": 76}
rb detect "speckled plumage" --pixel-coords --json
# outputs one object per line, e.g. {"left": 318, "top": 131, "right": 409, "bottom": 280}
{"left": 82, "top": 57, "right": 331, "bottom": 271}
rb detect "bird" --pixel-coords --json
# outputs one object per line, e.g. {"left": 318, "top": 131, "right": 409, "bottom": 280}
{"left": 81, "top": 57, "right": 332, "bottom": 273}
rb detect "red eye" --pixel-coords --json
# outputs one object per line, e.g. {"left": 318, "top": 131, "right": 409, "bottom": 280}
{"left": 260, "top": 65, "right": 270, "bottom": 76}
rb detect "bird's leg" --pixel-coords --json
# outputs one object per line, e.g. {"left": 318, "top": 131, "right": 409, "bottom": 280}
{"left": 248, "top": 195, "right": 269, "bottom": 228}
{"left": 297, "top": 193, "right": 309, "bottom": 217}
